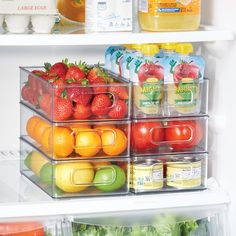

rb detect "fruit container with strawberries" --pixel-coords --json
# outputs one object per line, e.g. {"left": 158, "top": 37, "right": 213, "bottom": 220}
{"left": 20, "top": 140, "right": 130, "bottom": 198}
{"left": 20, "top": 104, "right": 130, "bottom": 160}
{"left": 130, "top": 153, "right": 207, "bottom": 194}
{"left": 20, "top": 61, "right": 131, "bottom": 122}
{"left": 131, "top": 116, "right": 208, "bottom": 156}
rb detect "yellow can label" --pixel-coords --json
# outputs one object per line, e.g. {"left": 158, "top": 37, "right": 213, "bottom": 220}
{"left": 167, "top": 161, "right": 201, "bottom": 188}
{"left": 139, "top": 0, "right": 200, "bottom": 16}
{"left": 131, "top": 163, "right": 163, "bottom": 190}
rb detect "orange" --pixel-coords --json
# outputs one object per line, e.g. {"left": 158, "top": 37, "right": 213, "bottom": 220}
{"left": 75, "top": 130, "right": 102, "bottom": 157}
{"left": 94, "top": 124, "right": 116, "bottom": 130}
{"left": 70, "top": 124, "right": 91, "bottom": 135}
{"left": 26, "top": 116, "right": 41, "bottom": 139}
{"left": 33, "top": 119, "right": 51, "bottom": 144}
{"left": 101, "top": 128, "right": 128, "bottom": 156}
{"left": 41, "top": 127, "right": 52, "bottom": 151}
{"left": 93, "top": 161, "right": 111, "bottom": 170}
{"left": 48, "top": 126, "right": 74, "bottom": 158}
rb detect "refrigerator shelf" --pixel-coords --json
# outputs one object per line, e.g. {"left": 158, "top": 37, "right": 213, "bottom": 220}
{"left": 0, "top": 152, "right": 230, "bottom": 219}
{"left": 0, "top": 25, "right": 234, "bottom": 46}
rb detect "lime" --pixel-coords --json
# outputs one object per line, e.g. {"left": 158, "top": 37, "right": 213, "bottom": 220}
{"left": 24, "top": 152, "right": 32, "bottom": 169}
{"left": 40, "top": 162, "right": 53, "bottom": 184}
{"left": 94, "top": 165, "right": 126, "bottom": 192}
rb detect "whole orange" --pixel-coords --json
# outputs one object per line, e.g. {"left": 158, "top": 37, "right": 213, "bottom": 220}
{"left": 33, "top": 119, "right": 51, "bottom": 145}
{"left": 26, "top": 116, "right": 41, "bottom": 139}
{"left": 70, "top": 124, "right": 91, "bottom": 135}
{"left": 75, "top": 130, "right": 101, "bottom": 157}
{"left": 48, "top": 126, "right": 74, "bottom": 158}
{"left": 41, "top": 127, "right": 52, "bottom": 151}
{"left": 101, "top": 128, "right": 127, "bottom": 156}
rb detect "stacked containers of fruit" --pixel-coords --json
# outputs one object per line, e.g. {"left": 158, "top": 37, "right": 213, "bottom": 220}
{"left": 110, "top": 43, "right": 209, "bottom": 194}
{"left": 19, "top": 60, "right": 132, "bottom": 198}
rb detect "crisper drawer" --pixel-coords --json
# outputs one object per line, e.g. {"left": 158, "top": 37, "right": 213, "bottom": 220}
{"left": 131, "top": 115, "right": 208, "bottom": 156}
{"left": 132, "top": 79, "right": 209, "bottom": 118}
{"left": 0, "top": 217, "right": 63, "bottom": 236}
{"left": 20, "top": 66, "right": 131, "bottom": 122}
{"left": 20, "top": 104, "right": 130, "bottom": 160}
{"left": 20, "top": 140, "right": 130, "bottom": 198}
{"left": 131, "top": 153, "right": 208, "bottom": 194}
{"left": 67, "top": 204, "right": 229, "bottom": 236}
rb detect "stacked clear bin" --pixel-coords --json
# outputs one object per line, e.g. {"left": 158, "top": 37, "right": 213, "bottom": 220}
{"left": 130, "top": 79, "right": 209, "bottom": 194}
{"left": 20, "top": 67, "right": 132, "bottom": 198}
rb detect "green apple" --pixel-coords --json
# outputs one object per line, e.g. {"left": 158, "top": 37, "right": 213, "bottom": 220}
{"left": 94, "top": 165, "right": 126, "bottom": 192}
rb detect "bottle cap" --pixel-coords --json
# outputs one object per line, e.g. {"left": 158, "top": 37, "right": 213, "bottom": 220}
{"left": 161, "top": 43, "right": 176, "bottom": 51}
{"left": 141, "top": 44, "right": 159, "bottom": 56}
{"left": 176, "top": 43, "right": 193, "bottom": 55}
{"left": 131, "top": 44, "right": 143, "bottom": 51}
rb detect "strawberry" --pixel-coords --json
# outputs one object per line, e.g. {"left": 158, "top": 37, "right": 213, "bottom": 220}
{"left": 91, "top": 94, "right": 112, "bottom": 117}
{"left": 91, "top": 77, "right": 107, "bottom": 94}
{"left": 108, "top": 100, "right": 128, "bottom": 119}
{"left": 73, "top": 103, "right": 92, "bottom": 120}
{"left": 67, "top": 86, "right": 92, "bottom": 105}
{"left": 44, "top": 62, "right": 68, "bottom": 79}
{"left": 21, "top": 84, "right": 31, "bottom": 101}
{"left": 28, "top": 90, "right": 39, "bottom": 107}
{"left": 39, "top": 93, "right": 52, "bottom": 115}
{"left": 87, "top": 65, "right": 112, "bottom": 84}
{"left": 28, "top": 70, "right": 40, "bottom": 91}
{"left": 65, "top": 61, "right": 88, "bottom": 84}
{"left": 48, "top": 77, "right": 66, "bottom": 97}
{"left": 53, "top": 96, "right": 73, "bottom": 121}
{"left": 108, "top": 83, "right": 129, "bottom": 100}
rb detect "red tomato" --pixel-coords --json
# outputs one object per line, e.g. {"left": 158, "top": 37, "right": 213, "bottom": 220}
{"left": 131, "top": 121, "right": 164, "bottom": 153}
{"left": 165, "top": 120, "right": 203, "bottom": 150}
{"left": 0, "top": 222, "right": 45, "bottom": 236}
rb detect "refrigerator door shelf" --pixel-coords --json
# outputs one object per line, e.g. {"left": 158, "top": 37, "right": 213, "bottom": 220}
{"left": 0, "top": 25, "right": 234, "bottom": 46}
{"left": 0, "top": 152, "right": 230, "bottom": 219}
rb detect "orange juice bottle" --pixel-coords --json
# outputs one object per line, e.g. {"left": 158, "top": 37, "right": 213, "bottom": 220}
{"left": 57, "top": 0, "right": 85, "bottom": 24}
{"left": 138, "top": 0, "right": 201, "bottom": 32}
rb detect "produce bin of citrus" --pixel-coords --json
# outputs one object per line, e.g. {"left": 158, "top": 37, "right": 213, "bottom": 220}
{"left": 21, "top": 104, "right": 130, "bottom": 160}
{"left": 131, "top": 116, "right": 208, "bottom": 156}
{"left": 20, "top": 61, "right": 131, "bottom": 122}
{"left": 20, "top": 140, "right": 130, "bottom": 198}
{"left": 130, "top": 153, "right": 207, "bottom": 194}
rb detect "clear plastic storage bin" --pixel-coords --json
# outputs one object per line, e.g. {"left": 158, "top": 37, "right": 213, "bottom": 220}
{"left": 131, "top": 116, "right": 208, "bottom": 156}
{"left": 132, "top": 79, "right": 209, "bottom": 118}
{"left": 20, "top": 104, "right": 131, "bottom": 160}
{"left": 20, "top": 140, "right": 130, "bottom": 198}
{"left": 20, "top": 66, "right": 131, "bottom": 122}
{"left": 130, "top": 153, "right": 207, "bottom": 194}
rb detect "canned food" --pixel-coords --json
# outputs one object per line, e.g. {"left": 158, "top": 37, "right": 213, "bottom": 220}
{"left": 131, "top": 159, "right": 163, "bottom": 191}
{"left": 167, "top": 156, "right": 202, "bottom": 189}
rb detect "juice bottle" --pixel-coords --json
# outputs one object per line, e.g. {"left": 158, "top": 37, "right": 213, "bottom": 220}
{"left": 138, "top": 0, "right": 201, "bottom": 32}
{"left": 130, "top": 44, "right": 165, "bottom": 116}
{"left": 165, "top": 43, "right": 205, "bottom": 114}
{"left": 57, "top": 0, "right": 85, "bottom": 24}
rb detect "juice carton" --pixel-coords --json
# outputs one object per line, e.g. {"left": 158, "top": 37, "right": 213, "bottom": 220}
{"left": 130, "top": 44, "right": 165, "bottom": 116}
{"left": 164, "top": 43, "right": 205, "bottom": 115}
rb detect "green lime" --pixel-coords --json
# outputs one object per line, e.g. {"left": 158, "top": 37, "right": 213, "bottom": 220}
{"left": 94, "top": 165, "right": 126, "bottom": 192}
{"left": 24, "top": 152, "right": 32, "bottom": 169}
{"left": 40, "top": 163, "right": 53, "bottom": 184}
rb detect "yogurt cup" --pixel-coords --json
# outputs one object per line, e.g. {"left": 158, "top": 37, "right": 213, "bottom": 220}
{"left": 31, "top": 15, "right": 56, "bottom": 33}
{"left": 5, "top": 15, "right": 30, "bottom": 33}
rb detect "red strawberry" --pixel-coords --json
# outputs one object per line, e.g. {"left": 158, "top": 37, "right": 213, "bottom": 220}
{"left": 28, "top": 90, "right": 39, "bottom": 107}
{"left": 48, "top": 77, "right": 66, "bottom": 97}
{"left": 73, "top": 103, "right": 92, "bottom": 120}
{"left": 21, "top": 84, "right": 31, "bottom": 101}
{"left": 39, "top": 93, "right": 52, "bottom": 115}
{"left": 53, "top": 96, "right": 73, "bottom": 121}
{"left": 108, "top": 100, "right": 128, "bottom": 119}
{"left": 28, "top": 70, "right": 40, "bottom": 91}
{"left": 108, "top": 83, "right": 129, "bottom": 100}
{"left": 91, "top": 77, "right": 107, "bottom": 94}
{"left": 67, "top": 86, "right": 93, "bottom": 105}
{"left": 45, "top": 62, "right": 68, "bottom": 79}
{"left": 87, "top": 65, "right": 112, "bottom": 84}
{"left": 91, "top": 94, "right": 112, "bottom": 117}
{"left": 65, "top": 61, "right": 88, "bottom": 84}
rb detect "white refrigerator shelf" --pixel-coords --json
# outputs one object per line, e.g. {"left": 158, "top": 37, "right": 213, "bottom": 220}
{"left": 0, "top": 25, "right": 234, "bottom": 46}
{"left": 0, "top": 151, "right": 230, "bottom": 219}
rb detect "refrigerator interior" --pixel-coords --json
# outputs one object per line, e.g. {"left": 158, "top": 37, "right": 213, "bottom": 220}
{"left": 0, "top": 0, "right": 236, "bottom": 234}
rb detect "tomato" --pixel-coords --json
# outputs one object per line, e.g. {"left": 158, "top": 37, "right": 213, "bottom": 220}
{"left": 0, "top": 222, "right": 44, "bottom": 236}
{"left": 165, "top": 120, "right": 203, "bottom": 150}
{"left": 131, "top": 121, "right": 164, "bottom": 153}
